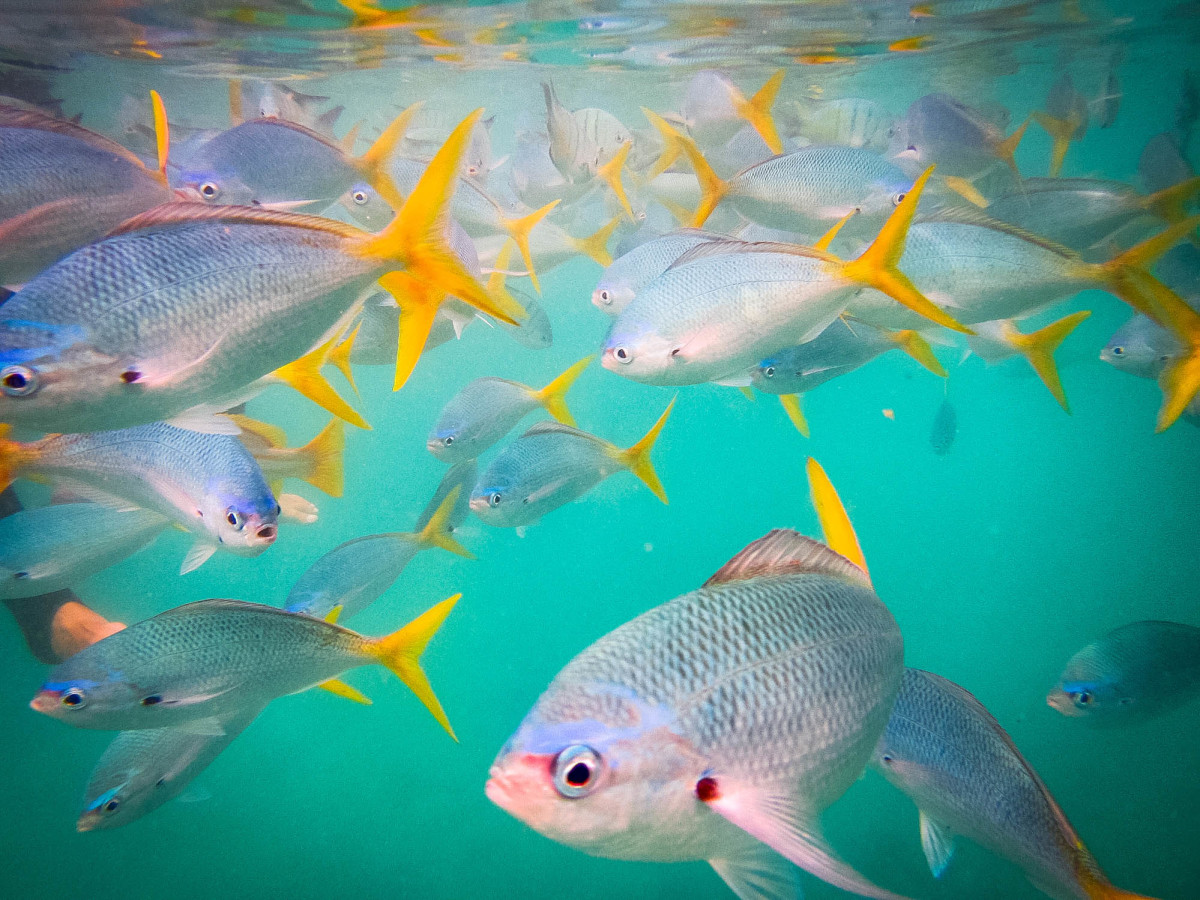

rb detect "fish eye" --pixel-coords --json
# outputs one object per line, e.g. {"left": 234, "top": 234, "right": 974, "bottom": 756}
{"left": 1111, "top": 346, "right": 1124, "bottom": 356}
{"left": 444, "top": 435, "right": 455, "bottom": 446}
{"left": 1075, "top": 691, "right": 1093, "bottom": 706}
{"left": 613, "top": 347, "right": 631, "bottom": 364}
{"left": 226, "top": 510, "right": 244, "bottom": 529}
{"left": 553, "top": 744, "right": 603, "bottom": 799}
{"left": 120, "top": 369, "right": 142, "bottom": 384}
{"left": 61, "top": 688, "right": 87, "bottom": 709}
{"left": 891, "top": 191, "right": 907, "bottom": 206}
{"left": 199, "top": 181, "right": 220, "bottom": 200}
{"left": 599, "top": 290, "right": 610, "bottom": 304}
{"left": 1, "top": 364, "right": 38, "bottom": 397}
{"left": 141, "top": 694, "right": 162, "bottom": 706}
{"left": 880, "top": 753, "right": 894, "bottom": 764}
{"left": 352, "top": 189, "right": 369, "bottom": 205}
{"left": 488, "top": 493, "right": 501, "bottom": 507}
{"left": 764, "top": 365, "right": 776, "bottom": 378}
{"left": 102, "top": 798, "right": 121, "bottom": 814}
{"left": 467, "top": 165, "right": 479, "bottom": 175}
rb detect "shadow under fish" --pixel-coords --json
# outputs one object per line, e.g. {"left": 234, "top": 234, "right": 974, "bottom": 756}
{"left": 930, "top": 398, "right": 957, "bottom": 455}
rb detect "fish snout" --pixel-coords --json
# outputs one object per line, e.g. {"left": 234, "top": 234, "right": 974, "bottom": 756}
{"left": 76, "top": 810, "right": 102, "bottom": 833}
{"left": 30, "top": 690, "right": 61, "bottom": 715}
{"left": 253, "top": 523, "right": 277, "bottom": 544}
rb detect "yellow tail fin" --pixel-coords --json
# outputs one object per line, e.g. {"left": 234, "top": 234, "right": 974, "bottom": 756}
{"left": 150, "top": 90, "right": 169, "bottom": 185}
{"left": 328, "top": 322, "right": 361, "bottom": 397}
{"left": 838, "top": 166, "right": 972, "bottom": 334}
{"left": 354, "top": 101, "right": 423, "bottom": 211}
{"left": 806, "top": 457, "right": 870, "bottom": 582}
{"left": 369, "top": 594, "right": 460, "bottom": 740}
{"left": 814, "top": 209, "right": 858, "bottom": 252}
{"left": 673, "top": 125, "right": 729, "bottom": 227}
{"left": 272, "top": 333, "right": 370, "bottom": 430}
{"left": 1094, "top": 216, "right": 1200, "bottom": 319}
{"left": 1122, "top": 267, "right": 1200, "bottom": 430}
{"left": 732, "top": 69, "right": 785, "bottom": 155}
{"left": 618, "top": 398, "right": 676, "bottom": 504}
{"left": 889, "top": 329, "right": 947, "bottom": 376}
{"left": 416, "top": 487, "right": 473, "bottom": 558}
{"left": 317, "top": 678, "right": 372, "bottom": 705}
{"left": 992, "top": 116, "right": 1029, "bottom": 178}
{"left": 358, "top": 110, "right": 525, "bottom": 385}
{"left": 569, "top": 216, "right": 621, "bottom": 267}
{"left": 1033, "top": 111, "right": 1080, "bottom": 177}
{"left": 597, "top": 141, "right": 635, "bottom": 222}
{"left": 297, "top": 418, "right": 346, "bottom": 497}
{"left": 642, "top": 107, "right": 685, "bottom": 180}
{"left": 340, "top": 120, "right": 363, "bottom": 155}
{"left": 1007, "top": 311, "right": 1091, "bottom": 412}
{"left": 534, "top": 356, "right": 593, "bottom": 426}
{"left": 0, "top": 424, "right": 25, "bottom": 492}
{"left": 500, "top": 199, "right": 560, "bottom": 294}
{"left": 1141, "top": 175, "right": 1200, "bottom": 227}
{"left": 228, "top": 79, "right": 243, "bottom": 126}
{"left": 778, "top": 393, "right": 810, "bottom": 437}
{"left": 227, "top": 413, "right": 288, "bottom": 450}
{"left": 942, "top": 174, "right": 989, "bottom": 208}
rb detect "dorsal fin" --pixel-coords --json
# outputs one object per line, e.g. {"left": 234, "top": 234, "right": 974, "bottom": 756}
{"left": 669, "top": 238, "right": 837, "bottom": 271}
{"left": 704, "top": 529, "right": 871, "bottom": 588}
{"left": 107, "top": 202, "right": 366, "bottom": 239}
{"left": 919, "top": 205, "right": 1083, "bottom": 260}
{"left": 521, "top": 420, "right": 603, "bottom": 443}
{"left": 0, "top": 101, "right": 146, "bottom": 167}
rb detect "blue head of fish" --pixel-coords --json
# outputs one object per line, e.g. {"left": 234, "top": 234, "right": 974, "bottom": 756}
{"left": 205, "top": 478, "right": 279, "bottom": 555}
{"left": 1048, "top": 643, "right": 1130, "bottom": 720}
{"left": 486, "top": 682, "right": 715, "bottom": 860}
{"left": 77, "top": 783, "right": 129, "bottom": 832}
{"left": 172, "top": 164, "right": 259, "bottom": 207}
{"left": 601, "top": 316, "right": 687, "bottom": 385}
{"left": 469, "top": 465, "right": 523, "bottom": 528}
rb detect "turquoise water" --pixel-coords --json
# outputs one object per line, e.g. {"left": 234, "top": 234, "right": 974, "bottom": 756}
{"left": 1, "top": 2, "right": 1199, "bottom": 898}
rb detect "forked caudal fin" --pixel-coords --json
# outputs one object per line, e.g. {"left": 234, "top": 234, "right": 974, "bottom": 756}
{"left": 1003, "top": 311, "right": 1091, "bottom": 413}
{"left": 500, "top": 199, "right": 560, "bottom": 295}
{"left": 352, "top": 101, "right": 424, "bottom": 211}
{"left": 369, "top": 594, "right": 461, "bottom": 740}
{"left": 358, "top": 110, "right": 526, "bottom": 388}
{"left": 597, "top": 141, "right": 635, "bottom": 222}
{"left": 838, "top": 166, "right": 973, "bottom": 335}
{"left": 616, "top": 397, "right": 676, "bottom": 504}
{"left": 272, "top": 331, "right": 370, "bottom": 430}
{"left": 731, "top": 68, "right": 785, "bottom": 155}
{"left": 297, "top": 417, "right": 346, "bottom": 497}
{"left": 416, "top": 487, "right": 473, "bottom": 559}
{"left": 533, "top": 356, "right": 593, "bottom": 427}
{"left": 569, "top": 216, "right": 621, "bottom": 267}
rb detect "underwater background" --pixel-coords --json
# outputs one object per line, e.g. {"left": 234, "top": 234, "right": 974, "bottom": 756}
{"left": 1, "top": 2, "right": 1198, "bottom": 898}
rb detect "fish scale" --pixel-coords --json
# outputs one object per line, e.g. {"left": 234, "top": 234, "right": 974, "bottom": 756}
{"left": 593, "top": 230, "right": 723, "bottom": 315}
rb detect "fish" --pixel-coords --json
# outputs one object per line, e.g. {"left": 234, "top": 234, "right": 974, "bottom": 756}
{"left": 601, "top": 168, "right": 970, "bottom": 388}
{"left": 1138, "top": 134, "right": 1193, "bottom": 197}
{"left": 414, "top": 460, "right": 477, "bottom": 535}
{"left": 1100, "top": 315, "right": 1184, "bottom": 380}
{"left": 470, "top": 399, "right": 673, "bottom": 528}
{"left": 0, "top": 502, "right": 167, "bottom": 600}
{"left": 427, "top": 356, "right": 592, "bottom": 463}
{"left": 77, "top": 704, "right": 262, "bottom": 832}
{"left": 1097, "top": 51, "right": 1122, "bottom": 130}
{"left": 285, "top": 486, "right": 471, "bottom": 622}
{"left": 486, "top": 527, "right": 906, "bottom": 900}
{"left": 542, "top": 82, "right": 632, "bottom": 184}
{"left": 1048, "top": 620, "right": 1200, "bottom": 724}
{"left": 499, "top": 290, "right": 552, "bottom": 350}
{"left": 874, "top": 668, "right": 1156, "bottom": 900}
{"left": 964, "top": 311, "right": 1092, "bottom": 411}
{"left": 0, "top": 422, "right": 278, "bottom": 574}
{"left": 983, "top": 176, "right": 1200, "bottom": 256}
{"left": 1036, "top": 73, "right": 1090, "bottom": 177}
{"left": 174, "top": 101, "right": 418, "bottom": 212}
{"left": 228, "top": 415, "right": 346, "bottom": 499}
{"left": 929, "top": 399, "right": 957, "bottom": 456}
{"left": 0, "top": 110, "right": 521, "bottom": 433}
{"left": 783, "top": 96, "right": 895, "bottom": 153}
{"left": 889, "top": 93, "right": 1027, "bottom": 180}
{"left": 0, "top": 94, "right": 173, "bottom": 285}
{"left": 676, "top": 127, "right": 915, "bottom": 238}
{"left": 592, "top": 229, "right": 725, "bottom": 315}
{"left": 30, "top": 594, "right": 461, "bottom": 738}
{"left": 677, "top": 69, "right": 785, "bottom": 154}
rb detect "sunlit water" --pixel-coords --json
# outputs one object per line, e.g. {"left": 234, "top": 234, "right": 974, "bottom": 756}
{"left": 1, "top": 2, "right": 1198, "bottom": 898}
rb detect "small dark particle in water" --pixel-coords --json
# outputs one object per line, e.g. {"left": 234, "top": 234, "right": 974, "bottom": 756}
{"left": 930, "top": 398, "right": 957, "bottom": 455}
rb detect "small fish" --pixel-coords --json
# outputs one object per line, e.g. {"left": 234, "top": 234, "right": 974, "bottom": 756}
{"left": 228, "top": 415, "right": 346, "bottom": 499}
{"left": 285, "top": 486, "right": 472, "bottom": 622}
{"left": 592, "top": 229, "right": 725, "bottom": 315}
{"left": 785, "top": 96, "right": 895, "bottom": 153}
{"left": 1036, "top": 73, "right": 1090, "bottom": 177}
{"left": 174, "top": 102, "right": 417, "bottom": 212}
{"left": 1097, "top": 51, "right": 1122, "bottom": 130}
{"left": 929, "top": 399, "right": 957, "bottom": 456}
{"left": 1138, "top": 133, "right": 1193, "bottom": 197}
{"left": 0, "top": 503, "right": 167, "bottom": 600}
{"left": 31, "top": 594, "right": 461, "bottom": 738}
{"left": 428, "top": 356, "right": 592, "bottom": 462}
{"left": 499, "top": 290, "right": 552, "bottom": 350}
{"left": 0, "top": 95, "right": 173, "bottom": 285}
{"left": 543, "top": 82, "right": 632, "bottom": 184}
{"left": 965, "top": 312, "right": 1092, "bottom": 411}
{"left": 1048, "top": 620, "right": 1200, "bottom": 723}
{"left": 0, "top": 422, "right": 277, "bottom": 573}
{"left": 890, "top": 93, "right": 1027, "bottom": 179}
{"left": 0, "top": 111, "right": 520, "bottom": 432}
{"left": 77, "top": 705, "right": 262, "bottom": 832}
{"left": 603, "top": 168, "right": 968, "bottom": 387}
{"left": 874, "top": 668, "right": 1156, "bottom": 900}
{"left": 470, "top": 399, "right": 673, "bottom": 528}
{"left": 1100, "top": 315, "right": 1183, "bottom": 380}
{"left": 487, "top": 528, "right": 906, "bottom": 900}
{"left": 678, "top": 69, "right": 785, "bottom": 154}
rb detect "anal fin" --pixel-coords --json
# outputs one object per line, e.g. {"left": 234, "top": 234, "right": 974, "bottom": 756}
{"left": 710, "top": 843, "right": 801, "bottom": 900}
{"left": 919, "top": 809, "right": 956, "bottom": 878}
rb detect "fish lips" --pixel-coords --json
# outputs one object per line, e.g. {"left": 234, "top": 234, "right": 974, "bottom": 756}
{"left": 485, "top": 754, "right": 556, "bottom": 827}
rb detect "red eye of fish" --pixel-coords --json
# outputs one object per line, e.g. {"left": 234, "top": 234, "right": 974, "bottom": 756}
{"left": 695, "top": 776, "right": 720, "bottom": 802}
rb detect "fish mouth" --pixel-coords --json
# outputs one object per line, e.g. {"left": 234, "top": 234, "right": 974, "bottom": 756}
{"left": 468, "top": 496, "right": 490, "bottom": 514}
{"left": 30, "top": 690, "right": 60, "bottom": 714}
{"left": 75, "top": 811, "right": 102, "bottom": 833}
{"left": 1046, "top": 690, "right": 1074, "bottom": 714}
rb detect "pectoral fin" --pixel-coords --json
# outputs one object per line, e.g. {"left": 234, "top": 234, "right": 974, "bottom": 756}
{"left": 919, "top": 809, "right": 956, "bottom": 878}
{"left": 177, "top": 717, "right": 226, "bottom": 736}
{"left": 180, "top": 541, "right": 217, "bottom": 575}
{"left": 710, "top": 842, "right": 801, "bottom": 900}
{"left": 701, "top": 778, "right": 911, "bottom": 900}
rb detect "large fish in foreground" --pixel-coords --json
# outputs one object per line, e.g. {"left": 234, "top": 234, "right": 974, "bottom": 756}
{"left": 1047, "top": 621, "right": 1200, "bottom": 724}
{"left": 873, "top": 668, "right": 1156, "bottom": 900}
{"left": 30, "top": 595, "right": 460, "bottom": 738}
{"left": 0, "top": 111, "right": 520, "bottom": 433}
{"left": 77, "top": 704, "right": 263, "bottom": 832}
{"left": 487, "top": 528, "right": 906, "bottom": 900}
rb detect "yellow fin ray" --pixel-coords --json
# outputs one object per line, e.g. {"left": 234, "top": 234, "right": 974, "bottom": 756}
{"left": 778, "top": 393, "right": 810, "bottom": 437}
{"left": 889, "top": 329, "right": 947, "bottom": 377}
{"left": 1006, "top": 311, "right": 1091, "bottom": 412}
{"left": 806, "top": 457, "right": 870, "bottom": 583}
{"left": 732, "top": 69, "right": 785, "bottom": 155}
{"left": 617, "top": 398, "right": 676, "bottom": 504}
{"left": 272, "top": 334, "right": 370, "bottom": 430}
{"left": 533, "top": 356, "right": 592, "bottom": 426}
{"left": 569, "top": 216, "right": 620, "bottom": 267}
{"left": 370, "top": 595, "right": 461, "bottom": 740}
{"left": 317, "top": 678, "right": 372, "bottom": 705}
{"left": 500, "top": 199, "right": 560, "bottom": 294}
{"left": 417, "top": 487, "right": 473, "bottom": 558}
{"left": 597, "top": 141, "right": 635, "bottom": 222}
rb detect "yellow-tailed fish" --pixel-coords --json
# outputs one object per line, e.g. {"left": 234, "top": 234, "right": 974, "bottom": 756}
{"left": 228, "top": 415, "right": 345, "bottom": 498}
{"left": 678, "top": 69, "right": 785, "bottom": 154}
{"left": 31, "top": 594, "right": 461, "bottom": 739}
{"left": 1036, "top": 72, "right": 1089, "bottom": 177}
{"left": 889, "top": 92, "right": 1028, "bottom": 179}
{"left": 592, "top": 228, "right": 725, "bottom": 315}
{"left": 470, "top": 399, "right": 673, "bottom": 528}
{"left": 965, "top": 312, "right": 1092, "bottom": 412}
{"left": 0, "top": 110, "right": 521, "bottom": 432}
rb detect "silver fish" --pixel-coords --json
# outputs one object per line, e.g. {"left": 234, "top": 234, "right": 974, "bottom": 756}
{"left": 488, "top": 529, "right": 906, "bottom": 900}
